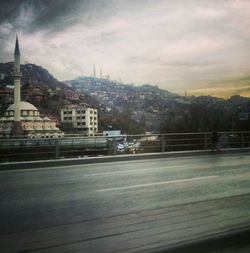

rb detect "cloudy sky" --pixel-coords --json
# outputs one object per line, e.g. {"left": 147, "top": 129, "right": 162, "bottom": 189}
{"left": 0, "top": 0, "right": 250, "bottom": 97}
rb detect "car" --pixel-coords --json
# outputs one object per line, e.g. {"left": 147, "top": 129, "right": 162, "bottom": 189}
{"left": 117, "top": 143, "right": 125, "bottom": 152}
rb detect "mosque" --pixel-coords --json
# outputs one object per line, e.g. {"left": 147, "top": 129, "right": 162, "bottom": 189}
{"left": 0, "top": 37, "right": 64, "bottom": 138}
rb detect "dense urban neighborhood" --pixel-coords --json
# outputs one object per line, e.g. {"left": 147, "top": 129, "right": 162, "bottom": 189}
{"left": 1, "top": 62, "right": 250, "bottom": 135}
{"left": 1, "top": 2, "right": 250, "bottom": 253}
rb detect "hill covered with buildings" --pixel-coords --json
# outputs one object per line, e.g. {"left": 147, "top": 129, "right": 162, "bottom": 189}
{"left": 65, "top": 76, "right": 250, "bottom": 133}
{"left": 1, "top": 62, "right": 250, "bottom": 134}
{"left": 0, "top": 63, "right": 96, "bottom": 119}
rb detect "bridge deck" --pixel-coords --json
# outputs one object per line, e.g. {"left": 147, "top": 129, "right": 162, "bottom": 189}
{"left": 0, "top": 153, "right": 250, "bottom": 252}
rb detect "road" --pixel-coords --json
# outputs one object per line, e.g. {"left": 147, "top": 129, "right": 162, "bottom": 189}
{"left": 0, "top": 153, "right": 250, "bottom": 253}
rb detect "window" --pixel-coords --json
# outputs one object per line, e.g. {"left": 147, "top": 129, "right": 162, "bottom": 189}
{"left": 64, "top": 110, "right": 72, "bottom": 114}
{"left": 77, "top": 116, "right": 85, "bottom": 120}
{"left": 77, "top": 122, "right": 86, "bottom": 126}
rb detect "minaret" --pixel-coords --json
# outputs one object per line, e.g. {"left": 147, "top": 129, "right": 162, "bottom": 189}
{"left": 11, "top": 36, "right": 23, "bottom": 136}
{"left": 13, "top": 36, "right": 22, "bottom": 122}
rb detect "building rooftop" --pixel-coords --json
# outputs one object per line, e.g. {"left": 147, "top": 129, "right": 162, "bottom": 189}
{"left": 7, "top": 101, "right": 38, "bottom": 111}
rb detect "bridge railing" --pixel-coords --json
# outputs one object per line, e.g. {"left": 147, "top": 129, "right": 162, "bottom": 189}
{"left": 113, "top": 131, "right": 250, "bottom": 154}
{"left": 0, "top": 131, "right": 249, "bottom": 162}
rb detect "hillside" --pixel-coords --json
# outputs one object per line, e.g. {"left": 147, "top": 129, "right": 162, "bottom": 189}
{"left": 0, "top": 63, "right": 96, "bottom": 118}
{"left": 65, "top": 76, "right": 250, "bottom": 133}
{"left": 1, "top": 62, "right": 249, "bottom": 133}
{"left": 65, "top": 76, "right": 182, "bottom": 132}
{"left": 0, "top": 62, "right": 67, "bottom": 88}
{"left": 65, "top": 76, "right": 180, "bottom": 114}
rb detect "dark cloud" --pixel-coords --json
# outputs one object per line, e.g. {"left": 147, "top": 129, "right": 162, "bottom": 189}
{"left": 0, "top": 0, "right": 24, "bottom": 23}
{"left": 1, "top": 0, "right": 250, "bottom": 97}
{"left": 25, "top": 0, "right": 90, "bottom": 32}
{"left": 0, "top": 0, "right": 112, "bottom": 34}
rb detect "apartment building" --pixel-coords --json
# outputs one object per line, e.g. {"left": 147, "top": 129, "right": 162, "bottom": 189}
{"left": 61, "top": 105, "right": 98, "bottom": 135}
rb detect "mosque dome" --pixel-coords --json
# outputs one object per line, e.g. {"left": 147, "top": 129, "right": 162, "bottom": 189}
{"left": 7, "top": 101, "right": 38, "bottom": 111}
{"left": 4, "top": 101, "right": 40, "bottom": 119}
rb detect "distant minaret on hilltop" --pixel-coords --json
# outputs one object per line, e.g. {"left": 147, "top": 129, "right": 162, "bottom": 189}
{"left": 93, "top": 64, "right": 96, "bottom": 78}
{"left": 100, "top": 68, "right": 102, "bottom": 79}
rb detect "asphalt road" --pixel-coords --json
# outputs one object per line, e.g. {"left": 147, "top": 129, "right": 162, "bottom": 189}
{"left": 0, "top": 153, "right": 250, "bottom": 253}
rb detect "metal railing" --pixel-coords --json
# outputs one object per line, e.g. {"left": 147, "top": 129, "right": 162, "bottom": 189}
{"left": 0, "top": 131, "right": 249, "bottom": 162}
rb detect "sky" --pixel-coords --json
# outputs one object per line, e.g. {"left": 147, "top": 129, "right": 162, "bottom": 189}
{"left": 0, "top": 0, "right": 250, "bottom": 98}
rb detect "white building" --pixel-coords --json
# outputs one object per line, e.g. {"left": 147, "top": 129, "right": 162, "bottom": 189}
{"left": 61, "top": 105, "right": 98, "bottom": 135}
{"left": 0, "top": 101, "right": 63, "bottom": 138}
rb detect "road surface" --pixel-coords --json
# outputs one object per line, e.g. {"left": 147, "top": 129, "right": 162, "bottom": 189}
{"left": 0, "top": 153, "right": 250, "bottom": 252}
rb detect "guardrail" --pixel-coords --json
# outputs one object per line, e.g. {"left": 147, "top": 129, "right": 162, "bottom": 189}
{"left": 0, "top": 131, "right": 249, "bottom": 162}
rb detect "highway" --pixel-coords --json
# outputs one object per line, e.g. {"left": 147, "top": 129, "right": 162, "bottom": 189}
{"left": 0, "top": 153, "right": 250, "bottom": 252}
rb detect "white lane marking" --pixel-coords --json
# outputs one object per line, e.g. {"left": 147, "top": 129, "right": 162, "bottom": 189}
{"left": 98, "top": 175, "right": 219, "bottom": 192}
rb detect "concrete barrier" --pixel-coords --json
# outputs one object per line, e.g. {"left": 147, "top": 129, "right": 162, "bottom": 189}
{"left": 0, "top": 148, "right": 249, "bottom": 171}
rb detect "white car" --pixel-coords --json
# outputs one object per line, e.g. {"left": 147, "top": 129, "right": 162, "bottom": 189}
{"left": 117, "top": 143, "right": 125, "bottom": 152}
